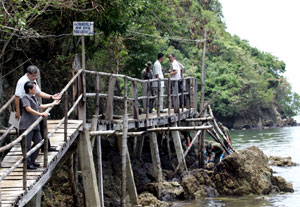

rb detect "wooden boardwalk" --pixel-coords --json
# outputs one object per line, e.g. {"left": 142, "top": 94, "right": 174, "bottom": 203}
{"left": 0, "top": 120, "right": 82, "bottom": 207}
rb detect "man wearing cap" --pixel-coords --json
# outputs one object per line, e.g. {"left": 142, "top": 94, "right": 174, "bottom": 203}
{"left": 218, "top": 122, "right": 232, "bottom": 145}
{"left": 141, "top": 61, "right": 154, "bottom": 113}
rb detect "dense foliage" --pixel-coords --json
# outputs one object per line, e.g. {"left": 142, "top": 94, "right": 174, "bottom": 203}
{"left": 1, "top": 0, "right": 299, "bottom": 126}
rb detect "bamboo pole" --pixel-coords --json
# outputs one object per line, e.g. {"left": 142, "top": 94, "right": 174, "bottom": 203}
{"left": 147, "top": 125, "right": 212, "bottom": 132}
{"left": 96, "top": 135, "right": 105, "bottom": 207}
{"left": 200, "top": 29, "right": 207, "bottom": 112}
{"left": 121, "top": 77, "right": 128, "bottom": 207}
{"left": 208, "top": 105, "right": 234, "bottom": 152}
{"left": 67, "top": 155, "right": 80, "bottom": 207}
{"left": 64, "top": 91, "right": 68, "bottom": 142}
{"left": 21, "top": 135, "right": 27, "bottom": 190}
{"left": 167, "top": 77, "right": 171, "bottom": 118}
{"left": 149, "top": 131, "right": 163, "bottom": 199}
{"left": 199, "top": 129, "right": 206, "bottom": 168}
{"left": 0, "top": 95, "right": 14, "bottom": 114}
{"left": 95, "top": 73, "right": 100, "bottom": 116}
{"left": 0, "top": 125, "right": 15, "bottom": 141}
{"left": 157, "top": 79, "right": 161, "bottom": 117}
{"left": 173, "top": 130, "right": 202, "bottom": 175}
{"left": 43, "top": 116, "right": 48, "bottom": 168}
{"left": 185, "top": 117, "right": 214, "bottom": 122}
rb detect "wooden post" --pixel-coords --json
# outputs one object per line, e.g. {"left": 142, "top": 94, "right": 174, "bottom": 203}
{"left": 27, "top": 190, "right": 42, "bottom": 207}
{"left": 131, "top": 81, "right": 139, "bottom": 123}
{"left": 173, "top": 80, "right": 180, "bottom": 113}
{"left": 43, "top": 116, "right": 48, "bottom": 168}
{"left": 167, "top": 77, "right": 171, "bottom": 117}
{"left": 92, "top": 115, "right": 105, "bottom": 207}
{"left": 171, "top": 123, "right": 187, "bottom": 173}
{"left": 149, "top": 131, "right": 163, "bottom": 199}
{"left": 73, "top": 147, "right": 79, "bottom": 189}
{"left": 79, "top": 130, "right": 101, "bottom": 206}
{"left": 105, "top": 77, "right": 116, "bottom": 121}
{"left": 81, "top": 35, "right": 87, "bottom": 128}
{"left": 186, "top": 79, "right": 191, "bottom": 112}
{"left": 199, "top": 129, "right": 206, "bottom": 168}
{"left": 146, "top": 80, "right": 150, "bottom": 119}
{"left": 200, "top": 30, "right": 207, "bottom": 112}
{"left": 193, "top": 79, "right": 198, "bottom": 110}
{"left": 157, "top": 78, "right": 161, "bottom": 117}
{"left": 142, "top": 82, "right": 147, "bottom": 113}
{"left": 64, "top": 91, "right": 68, "bottom": 142}
{"left": 117, "top": 138, "right": 139, "bottom": 206}
{"left": 121, "top": 77, "right": 128, "bottom": 207}
{"left": 67, "top": 155, "right": 80, "bottom": 207}
{"left": 21, "top": 135, "right": 27, "bottom": 190}
{"left": 96, "top": 135, "right": 104, "bottom": 207}
{"left": 181, "top": 76, "right": 185, "bottom": 112}
{"left": 136, "top": 135, "right": 145, "bottom": 160}
{"left": 95, "top": 73, "right": 100, "bottom": 116}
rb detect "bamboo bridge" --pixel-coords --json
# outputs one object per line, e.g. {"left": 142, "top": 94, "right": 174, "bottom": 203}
{"left": 0, "top": 68, "right": 233, "bottom": 207}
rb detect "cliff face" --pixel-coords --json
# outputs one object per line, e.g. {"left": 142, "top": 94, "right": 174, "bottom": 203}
{"left": 229, "top": 104, "right": 297, "bottom": 129}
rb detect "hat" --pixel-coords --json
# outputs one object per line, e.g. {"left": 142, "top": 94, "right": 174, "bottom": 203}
{"left": 145, "top": 61, "right": 152, "bottom": 67}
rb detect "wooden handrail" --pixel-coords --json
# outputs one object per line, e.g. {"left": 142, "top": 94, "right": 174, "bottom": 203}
{"left": 60, "top": 69, "right": 83, "bottom": 96}
{"left": 0, "top": 95, "right": 15, "bottom": 114}
{"left": 85, "top": 70, "right": 194, "bottom": 83}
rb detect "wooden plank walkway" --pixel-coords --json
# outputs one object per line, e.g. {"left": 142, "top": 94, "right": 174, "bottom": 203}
{"left": 0, "top": 120, "right": 82, "bottom": 207}
{"left": 99, "top": 108, "right": 198, "bottom": 130}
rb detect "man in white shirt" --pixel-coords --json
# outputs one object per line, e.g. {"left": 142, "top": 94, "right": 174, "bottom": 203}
{"left": 168, "top": 54, "right": 184, "bottom": 107}
{"left": 14, "top": 65, "right": 61, "bottom": 151}
{"left": 168, "top": 54, "right": 181, "bottom": 80}
{"left": 153, "top": 53, "right": 166, "bottom": 112}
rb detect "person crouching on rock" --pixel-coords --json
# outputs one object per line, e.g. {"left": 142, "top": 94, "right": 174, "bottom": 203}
{"left": 19, "top": 81, "right": 61, "bottom": 169}
{"left": 205, "top": 141, "right": 225, "bottom": 164}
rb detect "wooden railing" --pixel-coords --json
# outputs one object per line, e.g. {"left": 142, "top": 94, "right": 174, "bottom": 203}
{"left": 84, "top": 70, "right": 198, "bottom": 123}
{"left": 0, "top": 69, "right": 198, "bottom": 206}
{"left": 0, "top": 69, "right": 84, "bottom": 206}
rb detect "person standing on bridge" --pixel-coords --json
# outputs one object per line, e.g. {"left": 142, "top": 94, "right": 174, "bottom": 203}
{"left": 153, "top": 53, "right": 166, "bottom": 113}
{"left": 14, "top": 65, "right": 61, "bottom": 152}
{"left": 168, "top": 54, "right": 184, "bottom": 108}
{"left": 20, "top": 81, "right": 60, "bottom": 169}
{"left": 142, "top": 61, "right": 154, "bottom": 113}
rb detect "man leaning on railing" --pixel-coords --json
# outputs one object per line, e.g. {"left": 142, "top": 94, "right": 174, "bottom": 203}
{"left": 14, "top": 65, "right": 61, "bottom": 151}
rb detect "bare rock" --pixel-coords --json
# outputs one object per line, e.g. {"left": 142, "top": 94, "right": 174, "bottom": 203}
{"left": 271, "top": 176, "right": 294, "bottom": 192}
{"left": 139, "top": 192, "right": 180, "bottom": 207}
{"left": 143, "top": 181, "right": 184, "bottom": 201}
{"left": 269, "top": 156, "right": 298, "bottom": 167}
{"left": 211, "top": 146, "right": 293, "bottom": 195}
{"left": 181, "top": 169, "right": 219, "bottom": 199}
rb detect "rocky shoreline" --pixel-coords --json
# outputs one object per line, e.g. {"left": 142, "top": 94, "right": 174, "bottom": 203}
{"left": 40, "top": 142, "right": 294, "bottom": 206}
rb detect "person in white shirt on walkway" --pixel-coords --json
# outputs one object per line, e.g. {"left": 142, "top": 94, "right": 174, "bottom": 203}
{"left": 14, "top": 65, "right": 61, "bottom": 151}
{"left": 153, "top": 53, "right": 166, "bottom": 113}
{"left": 168, "top": 54, "right": 184, "bottom": 107}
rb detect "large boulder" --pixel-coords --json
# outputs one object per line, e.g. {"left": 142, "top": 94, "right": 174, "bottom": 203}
{"left": 211, "top": 146, "right": 294, "bottom": 195}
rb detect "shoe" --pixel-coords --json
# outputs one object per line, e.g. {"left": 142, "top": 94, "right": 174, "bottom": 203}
{"left": 48, "top": 146, "right": 58, "bottom": 152}
{"left": 32, "top": 162, "right": 40, "bottom": 167}
{"left": 27, "top": 164, "right": 37, "bottom": 170}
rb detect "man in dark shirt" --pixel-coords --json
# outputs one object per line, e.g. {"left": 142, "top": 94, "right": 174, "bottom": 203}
{"left": 141, "top": 61, "right": 154, "bottom": 113}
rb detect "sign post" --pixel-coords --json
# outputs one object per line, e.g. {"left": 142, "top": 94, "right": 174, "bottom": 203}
{"left": 72, "top": 21, "right": 94, "bottom": 127}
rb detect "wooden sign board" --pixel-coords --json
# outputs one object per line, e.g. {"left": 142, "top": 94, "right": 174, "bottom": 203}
{"left": 73, "top": 22, "right": 94, "bottom": 36}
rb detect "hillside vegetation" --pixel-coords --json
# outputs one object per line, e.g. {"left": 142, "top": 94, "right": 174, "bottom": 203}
{"left": 1, "top": 0, "right": 299, "bottom": 127}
